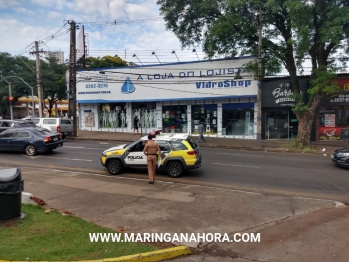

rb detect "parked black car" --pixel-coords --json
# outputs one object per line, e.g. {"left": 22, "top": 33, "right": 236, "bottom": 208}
{"left": 0, "top": 120, "right": 37, "bottom": 133}
{"left": 0, "top": 127, "right": 63, "bottom": 156}
{"left": 331, "top": 147, "right": 349, "bottom": 168}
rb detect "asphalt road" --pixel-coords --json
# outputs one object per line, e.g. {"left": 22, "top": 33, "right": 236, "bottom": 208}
{"left": 0, "top": 139, "right": 348, "bottom": 203}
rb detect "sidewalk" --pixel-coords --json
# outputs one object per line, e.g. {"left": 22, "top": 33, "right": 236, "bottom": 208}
{"left": 11, "top": 166, "right": 349, "bottom": 262}
{"left": 69, "top": 129, "right": 349, "bottom": 154}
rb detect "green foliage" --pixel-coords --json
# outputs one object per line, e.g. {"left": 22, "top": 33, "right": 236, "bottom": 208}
{"left": 41, "top": 57, "right": 69, "bottom": 116}
{"left": 302, "top": 147, "right": 312, "bottom": 153}
{"left": 85, "top": 55, "right": 128, "bottom": 69}
{"left": 308, "top": 66, "right": 338, "bottom": 97}
{"left": 0, "top": 52, "right": 37, "bottom": 117}
{"left": 0, "top": 204, "right": 157, "bottom": 260}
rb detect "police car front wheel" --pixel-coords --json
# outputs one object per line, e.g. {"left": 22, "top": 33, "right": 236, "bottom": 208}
{"left": 107, "top": 159, "right": 123, "bottom": 175}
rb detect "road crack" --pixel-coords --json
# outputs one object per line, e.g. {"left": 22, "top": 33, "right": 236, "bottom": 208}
{"left": 290, "top": 196, "right": 295, "bottom": 216}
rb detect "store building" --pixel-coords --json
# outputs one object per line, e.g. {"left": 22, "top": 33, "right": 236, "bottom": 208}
{"left": 76, "top": 58, "right": 259, "bottom": 139}
{"left": 261, "top": 77, "right": 309, "bottom": 140}
{"left": 317, "top": 75, "right": 349, "bottom": 141}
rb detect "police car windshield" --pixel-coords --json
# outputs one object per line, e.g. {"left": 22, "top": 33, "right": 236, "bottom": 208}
{"left": 124, "top": 139, "right": 142, "bottom": 149}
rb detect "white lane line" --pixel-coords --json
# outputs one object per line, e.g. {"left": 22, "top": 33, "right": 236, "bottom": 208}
{"left": 63, "top": 146, "right": 106, "bottom": 150}
{"left": 66, "top": 152, "right": 101, "bottom": 155}
{"left": 212, "top": 163, "right": 261, "bottom": 169}
{"left": 99, "top": 142, "right": 109, "bottom": 144}
{"left": 216, "top": 153, "right": 263, "bottom": 157}
{"left": 40, "top": 156, "right": 93, "bottom": 162}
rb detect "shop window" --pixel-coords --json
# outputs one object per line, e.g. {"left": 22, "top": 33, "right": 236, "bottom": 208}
{"left": 99, "top": 103, "right": 127, "bottom": 128}
{"left": 132, "top": 102, "right": 157, "bottom": 128}
{"left": 222, "top": 103, "right": 254, "bottom": 136}
{"left": 319, "top": 110, "right": 349, "bottom": 140}
{"left": 191, "top": 104, "right": 217, "bottom": 134}
{"left": 162, "top": 105, "right": 187, "bottom": 133}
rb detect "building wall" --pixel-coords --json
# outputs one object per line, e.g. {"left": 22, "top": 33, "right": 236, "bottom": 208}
{"left": 77, "top": 58, "right": 258, "bottom": 139}
{"left": 45, "top": 51, "right": 64, "bottom": 64}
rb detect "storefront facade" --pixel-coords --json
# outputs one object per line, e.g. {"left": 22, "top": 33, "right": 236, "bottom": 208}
{"left": 317, "top": 76, "right": 349, "bottom": 141}
{"left": 76, "top": 58, "right": 258, "bottom": 139}
{"left": 261, "top": 77, "right": 309, "bottom": 140}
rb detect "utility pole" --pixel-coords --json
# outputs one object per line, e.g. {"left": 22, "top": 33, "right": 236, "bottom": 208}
{"left": 68, "top": 20, "right": 77, "bottom": 137}
{"left": 256, "top": 4, "right": 263, "bottom": 147}
{"left": 30, "top": 41, "right": 45, "bottom": 117}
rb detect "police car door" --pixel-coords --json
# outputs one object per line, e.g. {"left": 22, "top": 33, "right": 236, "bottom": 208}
{"left": 156, "top": 141, "right": 171, "bottom": 166}
{"left": 124, "top": 141, "right": 147, "bottom": 166}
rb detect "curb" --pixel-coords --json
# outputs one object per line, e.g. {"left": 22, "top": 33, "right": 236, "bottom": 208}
{"left": 103, "top": 246, "right": 191, "bottom": 261}
{"left": 0, "top": 246, "right": 191, "bottom": 262}
{"left": 21, "top": 192, "right": 37, "bottom": 206}
{"left": 67, "top": 137, "right": 330, "bottom": 156}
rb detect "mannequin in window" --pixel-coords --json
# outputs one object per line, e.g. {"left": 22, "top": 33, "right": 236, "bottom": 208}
{"left": 121, "top": 110, "right": 126, "bottom": 127}
{"left": 144, "top": 109, "right": 150, "bottom": 128}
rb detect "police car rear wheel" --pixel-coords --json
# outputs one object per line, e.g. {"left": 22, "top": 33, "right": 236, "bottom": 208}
{"left": 166, "top": 161, "right": 183, "bottom": 178}
{"left": 107, "top": 159, "right": 123, "bottom": 175}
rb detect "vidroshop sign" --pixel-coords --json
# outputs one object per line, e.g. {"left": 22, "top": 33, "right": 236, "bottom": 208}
{"left": 76, "top": 58, "right": 258, "bottom": 102}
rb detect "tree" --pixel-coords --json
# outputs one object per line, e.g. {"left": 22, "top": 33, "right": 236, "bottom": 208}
{"left": 157, "top": 0, "right": 349, "bottom": 147}
{"left": 41, "top": 57, "right": 68, "bottom": 117}
{"left": 0, "top": 52, "right": 37, "bottom": 118}
{"left": 85, "top": 55, "right": 128, "bottom": 69}
{"left": 0, "top": 53, "right": 68, "bottom": 118}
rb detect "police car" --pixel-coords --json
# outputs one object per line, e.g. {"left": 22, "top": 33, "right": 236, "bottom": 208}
{"left": 100, "top": 134, "right": 202, "bottom": 177}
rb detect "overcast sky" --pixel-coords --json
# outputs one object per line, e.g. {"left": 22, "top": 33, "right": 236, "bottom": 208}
{"left": 0, "top": 0, "right": 207, "bottom": 65}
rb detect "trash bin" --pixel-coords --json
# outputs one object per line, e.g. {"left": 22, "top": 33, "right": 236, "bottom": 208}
{"left": 0, "top": 168, "right": 24, "bottom": 221}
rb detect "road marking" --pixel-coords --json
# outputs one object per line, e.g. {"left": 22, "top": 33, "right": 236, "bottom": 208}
{"left": 216, "top": 153, "right": 263, "bottom": 157}
{"left": 66, "top": 152, "right": 101, "bottom": 155}
{"left": 99, "top": 142, "right": 109, "bottom": 144}
{"left": 40, "top": 156, "right": 93, "bottom": 162}
{"left": 63, "top": 146, "right": 106, "bottom": 150}
{"left": 212, "top": 163, "right": 261, "bottom": 169}
{"left": 22, "top": 155, "right": 41, "bottom": 159}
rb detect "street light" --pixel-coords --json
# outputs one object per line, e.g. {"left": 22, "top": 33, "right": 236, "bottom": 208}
{"left": 151, "top": 51, "right": 161, "bottom": 64}
{"left": 172, "top": 51, "right": 180, "bottom": 62}
{"left": 132, "top": 54, "right": 143, "bottom": 65}
{"left": 2, "top": 76, "right": 35, "bottom": 117}
{"left": 192, "top": 49, "right": 200, "bottom": 61}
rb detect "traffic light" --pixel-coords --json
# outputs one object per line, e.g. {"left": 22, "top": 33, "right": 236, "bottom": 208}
{"left": 7, "top": 96, "right": 18, "bottom": 104}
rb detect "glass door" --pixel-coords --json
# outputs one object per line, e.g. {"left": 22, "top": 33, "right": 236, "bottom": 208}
{"left": 265, "top": 110, "right": 290, "bottom": 139}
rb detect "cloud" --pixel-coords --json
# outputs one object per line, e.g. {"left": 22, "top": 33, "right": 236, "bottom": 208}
{"left": 0, "top": 0, "right": 203, "bottom": 64}
{"left": 0, "top": 0, "right": 21, "bottom": 9}
{"left": 47, "top": 11, "right": 62, "bottom": 20}
{"left": 30, "top": 0, "right": 55, "bottom": 7}
{"left": 13, "top": 7, "right": 36, "bottom": 16}
{"left": 126, "top": 3, "right": 149, "bottom": 19}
